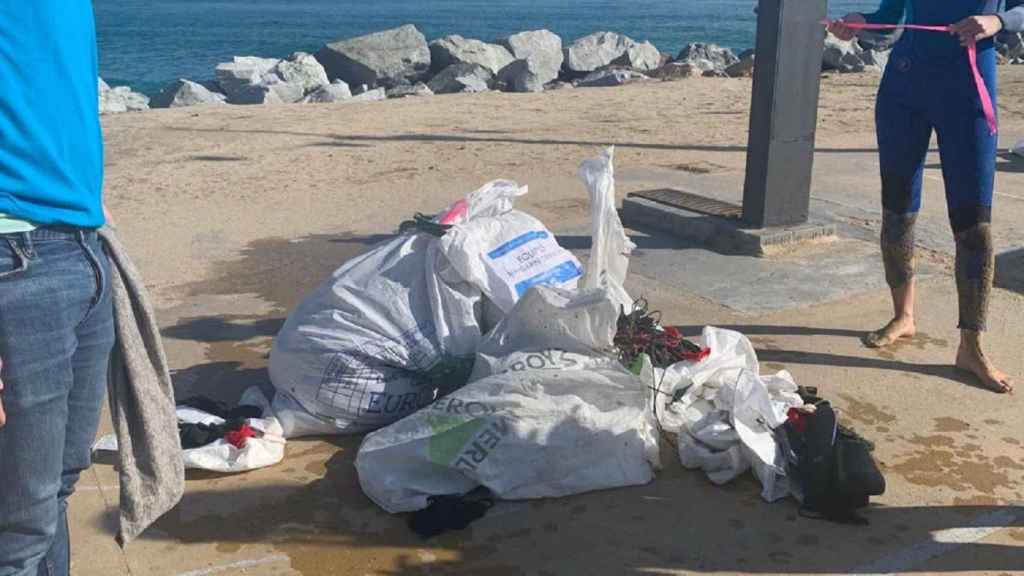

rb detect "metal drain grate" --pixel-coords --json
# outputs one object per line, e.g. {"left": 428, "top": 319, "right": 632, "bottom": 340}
{"left": 628, "top": 188, "right": 743, "bottom": 220}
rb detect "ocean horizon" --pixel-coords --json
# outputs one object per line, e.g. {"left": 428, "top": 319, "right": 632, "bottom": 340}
{"left": 96, "top": 0, "right": 878, "bottom": 95}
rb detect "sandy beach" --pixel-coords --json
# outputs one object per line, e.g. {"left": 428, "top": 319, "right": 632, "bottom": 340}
{"left": 76, "top": 70, "right": 1024, "bottom": 575}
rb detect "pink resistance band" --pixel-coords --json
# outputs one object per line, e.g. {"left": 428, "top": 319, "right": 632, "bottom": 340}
{"left": 823, "top": 20, "right": 998, "bottom": 135}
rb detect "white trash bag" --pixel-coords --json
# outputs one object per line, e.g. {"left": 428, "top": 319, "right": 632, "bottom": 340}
{"left": 355, "top": 286, "right": 661, "bottom": 514}
{"left": 270, "top": 180, "right": 579, "bottom": 437}
{"left": 654, "top": 327, "right": 803, "bottom": 502}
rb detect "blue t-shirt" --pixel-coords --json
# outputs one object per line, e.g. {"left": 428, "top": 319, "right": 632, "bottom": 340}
{"left": 0, "top": 1, "right": 104, "bottom": 229}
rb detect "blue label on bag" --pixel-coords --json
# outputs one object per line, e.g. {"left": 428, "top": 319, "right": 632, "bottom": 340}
{"left": 514, "top": 260, "right": 584, "bottom": 296}
{"left": 487, "top": 230, "right": 549, "bottom": 260}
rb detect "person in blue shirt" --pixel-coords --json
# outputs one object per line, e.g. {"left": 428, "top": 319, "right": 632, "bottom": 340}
{"left": 0, "top": 2, "right": 115, "bottom": 575}
{"left": 830, "top": 1, "right": 1022, "bottom": 394}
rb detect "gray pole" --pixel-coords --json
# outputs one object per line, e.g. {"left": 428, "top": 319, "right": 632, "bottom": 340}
{"left": 742, "top": 0, "right": 829, "bottom": 228}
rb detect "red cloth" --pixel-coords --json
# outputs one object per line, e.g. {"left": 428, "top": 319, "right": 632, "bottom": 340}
{"left": 787, "top": 409, "right": 809, "bottom": 435}
{"left": 681, "top": 347, "right": 712, "bottom": 363}
{"left": 224, "top": 424, "right": 257, "bottom": 449}
{"left": 664, "top": 327, "right": 712, "bottom": 363}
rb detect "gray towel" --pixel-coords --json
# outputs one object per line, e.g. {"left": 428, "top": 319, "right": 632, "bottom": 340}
{"left": 100, "top": 228, "right": 184, "bottom": 545}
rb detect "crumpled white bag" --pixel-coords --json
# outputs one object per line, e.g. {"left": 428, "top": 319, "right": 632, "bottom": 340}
{"left": 177, "top": 388, "right": 286, "bottom": 474}
{"left": 94, "top": 388, "right": 286, "bottom": 474}
{"left": 654, "top": 327, "right": 803, "bottom": 502}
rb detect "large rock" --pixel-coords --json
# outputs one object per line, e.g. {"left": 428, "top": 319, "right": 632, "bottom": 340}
{"left": 427, "top": 63, "right": 493, "bottom": 94}
{"left": 229, "top": 78, "right": 305, "bottom": 105}
{"left": 563, "top": 32, "right": 634, "bottom": 75}
{"left": 350, "top": 87, "right": 387, "bottom": 102}
{"left": 649, "top": 62, "right": 703, "bottom": 81}
{"left": 97, "top": 78, "right": 123, "bottom": 114}
{"left": 676, "top": 43, "right": 739, "bottom": 74}
{"left": 496, "top": 58, "right": 555, "bottom": 93}
{"left": 498, "top": 30, "right": 564, "bottom": 86}
{"left": 150, "top": 79, "right": 227, "bottom": 108}
{"left": 215, "top": 56, "right": 315, "bottom": 104}
{"left": 545, "top": 80, "right": 575, "bottom": 91}
{"left": 304, "top": 82, "right": 388, "bottom": 104}
{"left": 996, "top": 31, "right": 1024, "bottom": 61}
{"left": 857, "top": 29, "right": 902, "bottom": 52}
{"left": 273, "top": 52, "right": 330, "bottom": 93}
{"left": 215, "top": 56, "right": 279, "bottom": 96}
{"left": 215, "top": 56, "right": 295, "bottom": 104}
{"left": 303, "top": 79, "right": 353, "bottom": 103}
{"left": 725, "top": 49, "right": 755, "bottom": 77}
{"left": 258, "top": 80, "right": 307, "bottom": 104}
{"left": 822, "top": 32, "right": 865, "bottom": 73}
{"left": 315, "top": 25, "right": 430, "bottom": 89}
{"left": 429, "top": 35, "right": 515, "bottom": 75}
{"left": 861, "top": 48, "right": 891, "bottom": 72}
{"left": 98, "top": 80, "right": 150, "bottom": 114}
{"left": 612, "top": 40, "right": 661, "bottom": 71}
{"left": 576, "top": 68, "right": 650, "bottom": 88}
{"left": 387, "top": 82, "right": 434, "bottom": 98}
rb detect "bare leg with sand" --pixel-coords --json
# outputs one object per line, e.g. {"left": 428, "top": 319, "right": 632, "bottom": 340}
{"left": 865, "top": 211, "right": 918, "bottom": 348}
{"left": 953, "top": 223, "right": 1013, "bottom": 393}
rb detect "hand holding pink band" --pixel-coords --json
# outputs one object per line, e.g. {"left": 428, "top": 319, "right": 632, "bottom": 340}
{"left": 822, "top": 19, "right": 998, "bottom": 136}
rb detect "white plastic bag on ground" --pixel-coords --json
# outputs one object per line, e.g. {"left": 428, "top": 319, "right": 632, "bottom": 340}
{"left": 179, "top": 387, "right": 286, "bottom": 473}
{"left": 355, "top": 286, "right": 661, "bottom": 514}
{"left": 269, "top": 182, "right": 524, "bottom": 437}
{"left": 94, "top": 388, "right": 286, "bottom": 474}
{"left": 579, "top": 147, "right": 635, "bottom": 313}
{"left": 654, "top": 327, "right": 803, "bottom": 502}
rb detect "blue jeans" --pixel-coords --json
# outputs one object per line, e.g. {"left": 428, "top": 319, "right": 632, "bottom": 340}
{"left": 0, "top": 229, "right": 114, "bottom": 576}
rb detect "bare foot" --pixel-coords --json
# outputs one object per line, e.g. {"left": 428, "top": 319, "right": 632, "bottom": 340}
{"left": 864, "top": 316, "right": 916, "bottom": 349}
{"left": 956, "top": 344, "right": 1014, "bottom": 394}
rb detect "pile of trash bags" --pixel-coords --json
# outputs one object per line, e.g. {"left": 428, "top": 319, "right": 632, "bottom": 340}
{"left": 266, "top": 147, "right": 884, "bottom": 523}
{"left": 269, "top": 149, "right": 628, "bottom": 437}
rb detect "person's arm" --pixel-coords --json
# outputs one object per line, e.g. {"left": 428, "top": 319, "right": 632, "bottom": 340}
{"left": 829, "top": 0, "right": 905, "bottom": 41}
{"left": 950, "top": 1, "right": 1024, "bottom": 47}
{"left": 863, "top": 0, "right": 907, "bottom": 25}
{"left": 998, "top": 1, "right": 1024, "bottom": 32}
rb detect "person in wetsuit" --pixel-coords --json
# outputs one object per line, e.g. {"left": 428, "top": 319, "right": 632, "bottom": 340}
{"left": 830, "top": 1, "right": 1022, "bottom": 393}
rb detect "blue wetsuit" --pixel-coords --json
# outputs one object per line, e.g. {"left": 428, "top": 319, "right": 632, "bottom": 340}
{"left": 863, "top": 0, "right": 1024, "bottom": 331}
{"left": 868, "top": 0, "right": 1023, "bottom": 233}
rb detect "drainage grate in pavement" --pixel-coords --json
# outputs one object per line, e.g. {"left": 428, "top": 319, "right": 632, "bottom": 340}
{"left": 628, "top": 188, "right": 743, "bottom": 220}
